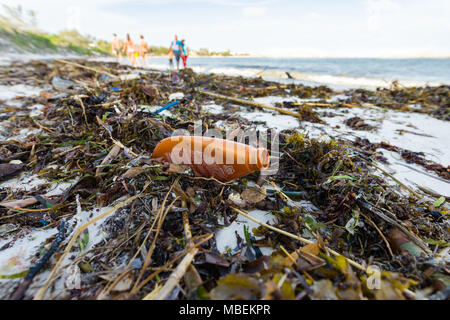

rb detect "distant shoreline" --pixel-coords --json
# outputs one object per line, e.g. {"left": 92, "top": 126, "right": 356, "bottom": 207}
{"left": 130, "top": 56, "right": 450, "bottom": 89}
{"left": 149, "top": 54, "right": 450, "bottom": 59}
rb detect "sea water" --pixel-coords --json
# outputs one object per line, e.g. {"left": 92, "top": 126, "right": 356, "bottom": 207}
{"left": 145, "top": 57, "right": 450, "bottom": 89}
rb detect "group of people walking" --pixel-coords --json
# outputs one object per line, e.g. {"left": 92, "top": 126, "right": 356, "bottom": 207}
{"left": 111, "top": 34, "right": 188, "bottom": 70}
{"left": 111, "top": 33, "right": 149, "bottom": 67}
{"left": 168, "top": 35, "right": 188, "bottom": 70}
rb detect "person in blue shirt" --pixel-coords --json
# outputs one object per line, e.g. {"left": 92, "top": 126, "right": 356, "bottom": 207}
{"left": 168, "top": 35, "right": 184, "bottom": 70}
{"left": 181, "top": 39, "right": 188, "bottom": 68}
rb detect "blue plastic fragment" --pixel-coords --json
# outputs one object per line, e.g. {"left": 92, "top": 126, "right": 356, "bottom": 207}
{"left": 111, "top": 87, "right": 120, "bottom": 92}
{"left": 153, "top": 100, "right": 180, "bottom": 115}
{"left": 100, "top": 74, "right": 110, "bottom": 81}
{"left": 39, "top": 219, "right": 49, "bottom": 228}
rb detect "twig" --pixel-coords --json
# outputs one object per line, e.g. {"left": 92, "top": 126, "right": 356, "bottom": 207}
{"left": 280, "top": 245, "right": 297, "bottom": 266}
{"left": 394, "top": 162, "right": 450, "bottom": 184}
{"left": 150, "top": 205, "right": 198, "bottom": 300}
{"left": 267, "top": 181, "right": 316, "bottom": 235}
{"left": 54, "top": 59, "right": 117, "bottom": 78}
{"left": 33, "top": 194, "right": 140, "bottom": 300}
{"left": 132, "top": 179, "right": 179, "bottom": 293}
{"left": 9, "top": 219, "right": 67, "bottom": 300}
{"left": 230, "top": 206, "right": 366, "bottom": 272}
{"left": 182, "top": 208, "right": 193, "bottom": 249}
{"left": 134, "top": 233, "right": 213, "bottom": 294}
{"left": 96, "top": 116, "right": 139, "bottom": 157}
{"left": 76, "top": 96, "right": 89, "bottom": 128}
{"left": 359, "top": 211, "right": 394, "bottom": 258}
{"left": 153, "top": 247, "right": 199, "bottom": 300}
{"left": 415, "top": 185, "right": 450, "bottom": 201}
{"left": 357, "top": 199, "right": 432, "bottom": 255}
{"left": 189, "top": 176, "right": 234, "bottom": 185}
{"left": 355, "top": 155, "right": 420, "bottom": 197}
{"left": 94, "top": 100, "right": 122, "bottom": 108}
{"left": 200, "top": 90, "right": 303, "bottom": 118}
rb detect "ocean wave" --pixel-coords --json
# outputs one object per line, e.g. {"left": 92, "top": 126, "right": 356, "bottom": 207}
{"left": 145, "top": 62, "right": 445, "bottom": 89}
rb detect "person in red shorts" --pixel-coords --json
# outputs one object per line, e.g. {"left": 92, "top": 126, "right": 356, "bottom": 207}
{"left": 181, "top": 39, "right": 188, "bottom": 68}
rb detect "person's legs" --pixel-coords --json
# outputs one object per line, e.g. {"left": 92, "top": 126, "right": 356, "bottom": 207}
{"left": 139, "top": 52, "right": 144, "bottom": 67}
{"left": 128, "top": 51, "right": 135, "bottom": 66}
{"left": 175, "top": 52, "right": 181, "bottom": 70}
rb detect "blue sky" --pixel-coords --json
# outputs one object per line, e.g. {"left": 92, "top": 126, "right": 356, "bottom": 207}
{"left": 2, "top": 0, "right": 450, "bottom": 57}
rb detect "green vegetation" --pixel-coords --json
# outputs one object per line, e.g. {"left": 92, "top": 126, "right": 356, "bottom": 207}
{"left": 0, "top": 4, "right": 240, "bottom": 57}
{"left": 149, "top": 45, "right": 170, "bottom": 55}
{"left": 0, "top": 5, "right": 110, "bottom": 55}
{"left": 196, "top": 47, "right": 232, "bottom": 56}
{"left": 1, "top": 29, "right": 57, "bottom": 52}
{"left": 0, "top": 27, "right": 111, "bottom": 55}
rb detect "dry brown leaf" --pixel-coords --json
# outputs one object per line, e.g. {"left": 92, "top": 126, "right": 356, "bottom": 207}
{"left": 168, "top": 163, "right": 186, "bottom": 173}
{"left": 110, "top": 272, "right": 134, "bottom": 292}
{"left": 95, "top": 145, "right": 121, "bottom": 177}
{"left": 285, "top": 242, "right": 320, "bottom": 266}
{"left": 0, "top": 197, "right": 38, "bottom": 209}
{"left": 263, "top": 281, "right": 280, "bottom": 300}
{"left": 310, "top": 279, "right": 339, "bottom": 300}
{"left": 228, "top": 192, "right": 246, "bottom": 208}
{"left": 241, "top": 186, "right": 266, "bottom": 204}
{"left": 39, "top": 91, "right": 52, "bottom": 100}
{"left": 142, "top": 84, "right": 159, "bottom": 99}
{"left": 387, "top": 227, "right": 424, "bottom": 257}
{"left": 122, "top": 167, "right": 147, "bottom": 178}
{"left": 285, "top": 242, "right": 325, "bottom": 271}
{"left": 0, "top": 163, "right": 24, "bottom": 181}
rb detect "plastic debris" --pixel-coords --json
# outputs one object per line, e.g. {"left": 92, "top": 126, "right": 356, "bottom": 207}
{"left": 152, "top": 136, "right": 270, "bottom": 181}
{"left": 168, "top": 92, "right": 184, "bottom": 101}
{"left": 51, "top": 76, "right": 75, "bottom": 90}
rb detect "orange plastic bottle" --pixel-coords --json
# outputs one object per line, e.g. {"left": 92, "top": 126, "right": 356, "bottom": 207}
{"left": 152, "top": 136, "right": 270, "bottom": 182}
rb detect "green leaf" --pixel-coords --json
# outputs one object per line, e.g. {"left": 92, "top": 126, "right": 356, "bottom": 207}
{"left": 424, "top": 238, "right": 449, "bottom": 247}
{"left": 400, "top": 241, "right": 424, "bottom": 257}
{"left": 0, "top": 270, "right": 29, "bottom": 279}
{"left": 151, "top": 176, "right": 170, "bottom": 181}
{"left": 196, "top": 286, "right": 210, "bottom": 300}
{"left": 335, "top": 255, "right": 348, "bottom": 273}
{"left": 243, "top": 225, "right": 252, "bottom": 246}
{"left": 95, "top": 164, "right": 116, "bottom": 168}
{"left": 102, "top": 112, "right": 110, "bottom": 122}
{"left": 44, "top": 200, "right": 53, "bottom": 208}
{"left": 434, "top": 196, "right": 445, "bottom": 207}
{"left": 78, "top": 230, "right": 89, "bottom": 251}
{"left": 326, "top": 175, "right": 357, "bottom": 184}
{"left": 304, "top": 214, "right": 326, "bottom": 231}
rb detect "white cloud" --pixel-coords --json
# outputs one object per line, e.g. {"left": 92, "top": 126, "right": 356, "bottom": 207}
{"left": 1, "top": 0, "right": 449, "bottom": 57}
{"left": 241, "top": 6, "right": 268, "bottom": 18}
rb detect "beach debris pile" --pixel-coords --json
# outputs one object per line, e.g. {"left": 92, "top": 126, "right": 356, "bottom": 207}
{"left": 0, "top": 59, "right": 449, "bottom": 300}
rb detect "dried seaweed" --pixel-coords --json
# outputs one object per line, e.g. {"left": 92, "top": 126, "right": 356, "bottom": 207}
{"left": 0, "top": 58, "right": 448, "bottom": 301}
